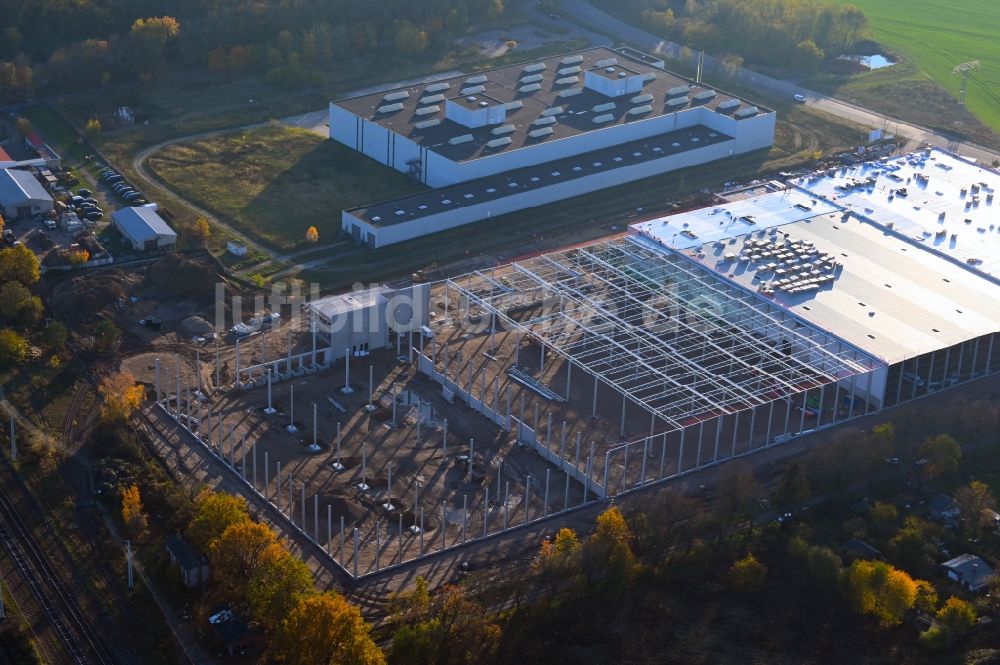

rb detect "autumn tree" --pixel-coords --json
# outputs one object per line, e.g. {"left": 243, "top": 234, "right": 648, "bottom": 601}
{"left": 67, "top": 248, "right": 89, "bottom": 266}
{"left": 247, "top": 547, "right": 314, "bottom": 630}
{"left": 728, "top": 553, "right": 767, "bottom": 594}
{"left": 271, "top": 592, "right": 385, "bottom": 665}
{"left": 535, "top": 527, "right": 582, "bottom": 596}
{"left": 389, "top": 585, "right": 500, "bottom": 665}
{"left": 845, "top": 559, "right": 919, "bottom": 628}
{"left": 937, "top": 596, "right": 976, "bottom": 635}
{"left": 98, "top": 371, "right": 144, "bottom": 422}
{"left": 305, "top": 226, "right": 319, "bottom": 243}
{"left": 93, "top": 320, "right": 121, "bottom": 352}
{"left": 14, "top": 116, "right": 31, "bottom": 137}
{"left": 891, "top": 516, "right": 941, "bottom": 575}
{"left": 0, "top": 244, "right": 40, "bottom": 285}
{"left": 127, "top": 16, "right": 180, "bottom": 76}
{"left": 955, "top": 480, "right": 997, "bottom": 535}
{"left": 85, "top": 117, "right": 101, "bottom": 136}
{"left": 581, "top": 506, "right": 639, "bottom": 595}
{"left": 187, "top": 489, "right": 249, "bottom": 551}
{"left": 914, "top": 579, "right": 938, "bottom": 614}
{"left": 919, "top": 433, "right": 961, "bottom": 478}
{"left": 209, "top": 521, "right": 278, "bottom": 596}
{"left": 191, "top": 217, "right": 211, "bottom": 244}
{"left": 0, "top": 328, "right": 28, "bottom": 366}
{"left": 120, "top": 484, "right": 148, "bottom": 537}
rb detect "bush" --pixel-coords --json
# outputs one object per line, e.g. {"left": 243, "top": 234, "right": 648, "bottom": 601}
{"left": 918, "top": 624, "right": 951, "bottom": 651}
{"left": 0, "top": 328, "right": 28, "bottom": 366}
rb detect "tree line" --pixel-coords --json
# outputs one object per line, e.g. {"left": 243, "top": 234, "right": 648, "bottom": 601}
{"left": 0, "top": 0, "right": 506, "bottom": 101}
{"left": 596, "top": 0, "right": 869, "bottom": 73}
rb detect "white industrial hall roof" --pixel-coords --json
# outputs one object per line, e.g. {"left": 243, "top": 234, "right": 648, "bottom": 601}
{"left": 0, "top": 168, "right": 52, "bottom": 206}
{"left": 794, "top": 149, "right": 1000, "bottom": 280}
{"left": 306, "top": 286, "right": 391, "bottom": 321}
{"left": 667, "top": 191, "right": 1000, "bottom": 364}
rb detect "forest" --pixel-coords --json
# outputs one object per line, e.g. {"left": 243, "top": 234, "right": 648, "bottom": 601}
{"left": 594, "top": 0, "right": 869, "bottom": 72}
{"left": 0, "top": 0, "right": 506, "bottom": 102}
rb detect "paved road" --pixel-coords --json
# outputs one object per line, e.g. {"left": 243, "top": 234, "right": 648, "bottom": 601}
{"left": 557, "top": 0, "right": 1000, "bottom": 164}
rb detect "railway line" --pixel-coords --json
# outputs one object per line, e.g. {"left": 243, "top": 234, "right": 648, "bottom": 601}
{"left": 0, "top": 483, "right": 116, "bottom": 665}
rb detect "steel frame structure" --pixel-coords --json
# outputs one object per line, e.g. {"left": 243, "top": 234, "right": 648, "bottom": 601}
{"left": 445, "top": 235, "right": 882, "bottom": 437}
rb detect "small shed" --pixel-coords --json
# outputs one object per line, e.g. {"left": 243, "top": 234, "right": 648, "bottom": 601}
{"left": 165, "top": 534, "right": 209, "bottom": 587}
{"left": 226, "top": 241, "right": 248, "bottom": 257}
{"left": 930, "top": 494, "right": 960, "bottom": 522}
{"left": 111, "top": 206, "right": 177, "bottom": 251}
{"left": 209, "top": 605, "right": 256, "bottom": 657}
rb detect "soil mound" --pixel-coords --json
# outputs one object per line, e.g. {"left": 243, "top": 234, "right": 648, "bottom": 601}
{"left": 49, "top": 271, "right": 134, "bottom": 324}
{"left": 147, "top": 254, "right": 216, "bottom": 300}
{"left": 180, "top": 315, "right": 215, "bottom": 335}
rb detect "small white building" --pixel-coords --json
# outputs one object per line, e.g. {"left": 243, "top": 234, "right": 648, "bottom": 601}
{"left": 111, "top": 206, "right": 177, "bottom": 251}
{"left": 0, "top": 168, "right": 54, "bottom": 220}
{"left": 226, "top": 241, "right": 248, "bottom": 257}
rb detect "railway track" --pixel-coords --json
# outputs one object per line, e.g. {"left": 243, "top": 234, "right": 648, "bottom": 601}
{"left": 0, "top": 485, "right": 116, "bottom": 665}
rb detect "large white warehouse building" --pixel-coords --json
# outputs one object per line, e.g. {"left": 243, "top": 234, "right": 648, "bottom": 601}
{"left": 330, "top": 47, "right": 775, "bottom": 247}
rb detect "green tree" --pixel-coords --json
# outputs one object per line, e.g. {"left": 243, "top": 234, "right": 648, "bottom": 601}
{"left": 0, "top": 328, "right": 27, "bottom": 366}
{"left": 0, "top": 244, "right": 40, "bottom": 285}
{"left": 247, "top": 547, "right": 314, "bottom": 630}
{"left": 920, "top": 434, "right": 961, "bottom": 478}
{"left": 806, "top": 545, "right": 842, "bottom": 587}
{"left": 93, "top": 320, "right": 120, "bottom": 352}
{"left": 392, "top": 20, "right": 428, "bottom": 56}
{"left": 41, "top": 321, "right": 68, "bottom": 350}
{"left": 774, "top": 460, "right": 810, "bottom": 507}
{"left": 728, "top": 553, "right": 767, "bottom": 594}
{"left": 187, "top": 489, "right": 250, "bottom": 551}
{"left": 0, "top": 281, "right": 42, "bottom": 324}
{"left": 891, "top": 516, "right": 941, "bottom": 575}
{"left": 271, "top": 592, "right": 385, "bottom": 665}
{"left": 869, "top": 501, "right": 899, "bottom": 537}
{"left": 794, "top": 39, "right": 825, "bottom": 73}
{"left": 955, "top": 480, "right": 996, "bottom": 535}
{"left": 388, "top": 585, "right": 500, "bottom": 665}
{"left": 937, "top": 596, "right": 976, "bottom": 635}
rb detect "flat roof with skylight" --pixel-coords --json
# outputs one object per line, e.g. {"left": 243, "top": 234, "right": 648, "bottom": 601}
{"left": 794, "top": 149, "right": 1000, "bottom": 280}
{"left": 333, "top": 47, "right": 770, "bottom": 164}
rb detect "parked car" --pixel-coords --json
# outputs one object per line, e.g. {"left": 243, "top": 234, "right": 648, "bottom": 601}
{"left": 70, "top": 195, "right": 84, "bottom": 205}
{"left": 112, "top": 182, "right": 131, "bottom": 192}
{"left": 124, "top": 192, "right": 143, "bottom": 201}
{"left": 44, "top": 219, "right": 57, "bottom": 229}
{"left": 85, "top": 211, "right": 104, "bottom": 221}
{"left": 793, "top": 94, "right": 806, "bottom": 103}
{"left": 82, "top": 197, "right": 99, "bottom": 205}
{"left": 2, "top": 229, "right": 14, "bottom": 245}
{"left": 78, "top": 188, "right": 92, "bottom": 197}
{"left": 139, "top": 317, "right": 162, "bottom": 330}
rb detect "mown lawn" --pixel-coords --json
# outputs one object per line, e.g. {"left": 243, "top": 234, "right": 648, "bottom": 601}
{"left": 147, "top": 124, "right": 425, "bottom": 251}
{"left": 827, "top": 0, "right": 1000, "bottom": 140}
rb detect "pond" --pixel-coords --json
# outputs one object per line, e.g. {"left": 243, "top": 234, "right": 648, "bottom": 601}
{"left": 838, "top": 53, "right": 896, "bottom": 70}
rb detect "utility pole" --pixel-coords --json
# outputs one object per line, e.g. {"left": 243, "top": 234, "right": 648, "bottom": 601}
{"left": 126, "top": 540, "right": 134, "bottom": 589}
{"left": 953, "top": 60, "right": 981, "bottom": 105}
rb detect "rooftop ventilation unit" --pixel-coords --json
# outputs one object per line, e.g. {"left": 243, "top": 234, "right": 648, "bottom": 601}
{"left": 491, "top": 124, "right": 516, "bottom": 136}
{"left": 560, "top": 54, "right": 584, "bottom": 65}
{"left": 414, "top": 105, "right": 440, "bottom": 116}
{"left": 505, "top": 100, "right": 524, "bottom": 111}
{"left": 628, "top": 104, "right": 653, "bottom": 116}
{"left": 376, "top": 102, "right": 404, "bottom": 114}
{"left": 414, "top": 118, "right": 442, "bottom": 129}
{"left": 383, "top": 90, "right": 410, "bottom": 102}
{"left": 735, "top": 106, "right": 760, "bottom": 117}
{"left": 555, "top": 76, "right": 580, "bottom": 85}
{"left": 448, "top": 134, "right": 474, "bottom": 145}
{"left": 692, "top": 89, "right": 717, "bottom": 101}
{"left": 419, "top": 94, "right": 446, "bottom": 105}
{"left": 641, "top": 72, "right": 657, "bottom": 82}
{"left": 486, "top": 136, "right": 513, "bottom": 149}
{"left": 592, "top": 113, "right": 615, "bottom": 124}
{"left": 592, "top": 102, "right": 617, "bottom": 113}
{"left": 528, "top": 127, "right": 554, "bottom": 139}
{"left": 594, "top": 57, "right": 618, "bottom": 68}
{"left": 520, "top": 73, "right": 544, "bottom": 84}
{"left": 523, "top": 62, "right": 546, "bottom": 73}
{"left": 532, "top": 116, "right": 557, "bottom": 126}
{"left": 460, "top": 85, "right": 486, "bottom": 96}
{"left": 425, "top": 82, "right": 450, "bottom": 93}
{"left": 718, "top": 99, "right": 741, "bottom": 110}
{"left": 558, "top": 65, "right": 582, "bottom": 76}
{"left": 465, "top": 74, "right": 488, "bottom": 85}
{"left": 519, "top": 83, "right": 542, "bottom": 93}
{"left": 630, "top": 93, "right": 654, "bottom": 104}
{"left": 666, "top": 96, "right": 689, "bottom": 107}
{"left": 557, "top": 87, "right": 583, "bottom": 98}
{"left": 541, "top": 106, "right": 564, "bottom": 117}
{"left": 667, "top": 84, "right": 690, "bottom": 97}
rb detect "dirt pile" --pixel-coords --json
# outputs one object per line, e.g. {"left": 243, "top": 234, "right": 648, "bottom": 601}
{"left": 180, "top": 315, "right": 215, "bottom": 336}
{"left": 147, "top": 254, "right": 217, "bottom": 300}
{"left": 49, "top": 270, "right": 137, "bottom": 324}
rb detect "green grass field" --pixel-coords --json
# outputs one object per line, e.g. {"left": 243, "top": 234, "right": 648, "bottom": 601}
{"left": 831, "top": 0, "right": 1000, "bottom": 137}
{"left": 147, "top": 124, "right": 425, "bottom": 251}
